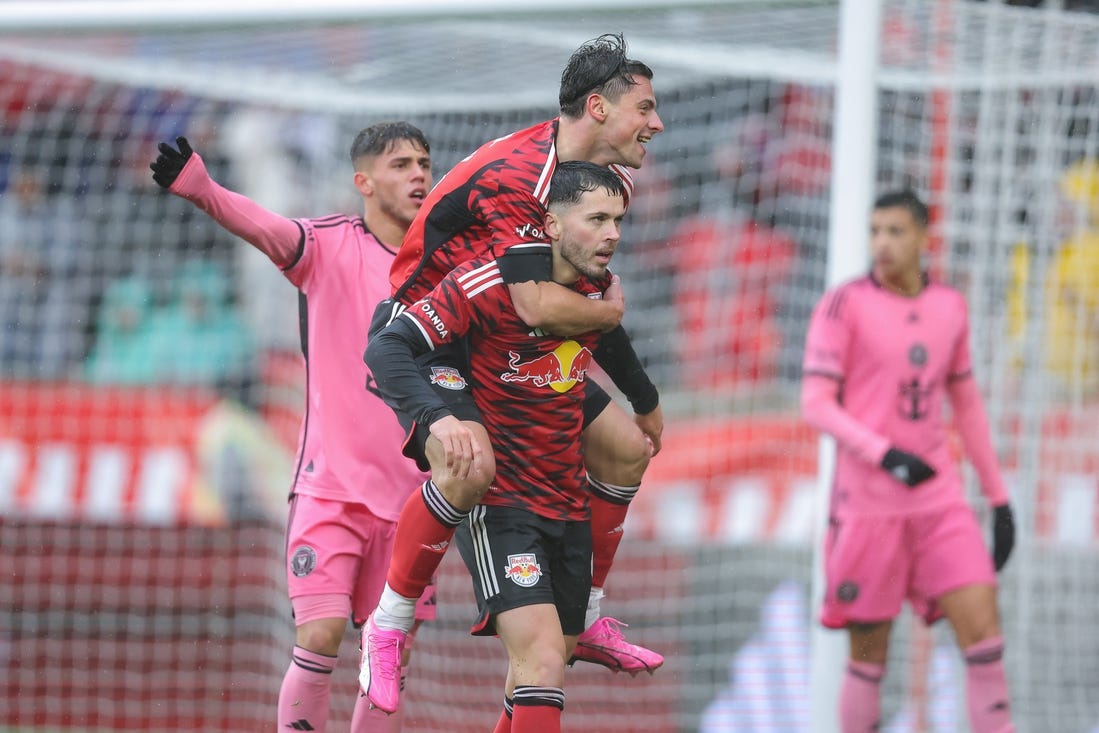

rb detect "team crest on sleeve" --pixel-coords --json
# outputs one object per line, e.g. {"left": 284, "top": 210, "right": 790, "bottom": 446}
{"left": 503, "top": 553, "right": 542, "bottom": 587}
{"left": 290, "top": 546, "right": 317, "bottom": 577}
{"left": 429, "top": 366, "right": 468, "bottom": 390}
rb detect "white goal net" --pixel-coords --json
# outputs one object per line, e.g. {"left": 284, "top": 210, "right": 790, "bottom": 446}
{"left": 1, "top": 1, "right": 1097, "bottom": 731}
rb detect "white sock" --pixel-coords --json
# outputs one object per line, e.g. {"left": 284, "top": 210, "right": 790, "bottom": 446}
{"left": 584, "top": 586, "right": 605, "bottom": 630}
{"left": 373, "top": 583, "right": 417, "bottom": 632}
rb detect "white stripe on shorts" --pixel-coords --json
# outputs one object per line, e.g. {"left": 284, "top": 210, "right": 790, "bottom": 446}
{"left": 468, "top": 505, "right": 500, "bottom": 600}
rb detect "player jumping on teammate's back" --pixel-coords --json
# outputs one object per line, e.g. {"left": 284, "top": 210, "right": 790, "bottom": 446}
{"left": 801, "top": 190, "right": 1016, "bottom": 733}
{"left": 360, "top": 32, "right": 666, "bottom": 715}
{"left": 367, "top": 161, "right": 631, "bottom": 733}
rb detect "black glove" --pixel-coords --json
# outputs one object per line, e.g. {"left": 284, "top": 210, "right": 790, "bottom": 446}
{"left": 880, "top": 447, "right": 936, "bottom": 488}
{"left": 150, "top": 136, "right": 193, "bottom": 189}
{"left": 991, "top": 504, "right": 1015, "bottom": 572}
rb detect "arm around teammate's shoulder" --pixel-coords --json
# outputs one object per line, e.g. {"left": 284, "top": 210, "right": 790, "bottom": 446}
{"left": 509, "top": 279, "right": 623, "bottom": 336}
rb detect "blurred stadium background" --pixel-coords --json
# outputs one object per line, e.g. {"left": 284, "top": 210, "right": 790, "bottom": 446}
{"left": 1, "top": 0, "right": 1098, "bottom": 731}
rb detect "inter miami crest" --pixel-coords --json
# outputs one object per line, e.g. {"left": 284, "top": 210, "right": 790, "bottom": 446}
{"left": 290, "top": 546, "right": 317, "bottom": 577}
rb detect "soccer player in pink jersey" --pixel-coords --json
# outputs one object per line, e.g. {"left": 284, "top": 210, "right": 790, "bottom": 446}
{"left": 362, "top": 34, "right": 666, "bottom": 712}
{"left": 150, "top": 122, "right": 436, "bottom": 732}
{"left": 367, "top": 161, "right": 628, "bottom": 732}
{"left": 801, "top": 190, "right": 1017, "bottom": 733}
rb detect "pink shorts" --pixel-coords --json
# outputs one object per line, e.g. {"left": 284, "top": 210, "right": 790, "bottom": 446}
{"left": 821, "top": 503, "right": 996, "bottom": 629}
{"left": 285, "top": 494, "right": 437, "bottom": 626}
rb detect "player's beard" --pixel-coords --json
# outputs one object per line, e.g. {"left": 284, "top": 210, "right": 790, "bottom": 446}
{"left": 559, "top": 235, "right": 611, "bottom": 280}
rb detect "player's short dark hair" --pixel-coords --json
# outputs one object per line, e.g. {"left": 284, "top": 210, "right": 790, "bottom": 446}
{"left": 874, "top": 189, "right": 930, "bottom": 228}
{"left": 349, "top": 121, "right": 430, "bottom": 165}
{"left": 548, "top": 160, "right": 626, "bottom": 208}
{"left": 559, "top": 33, "right": 654, "bottom": 118}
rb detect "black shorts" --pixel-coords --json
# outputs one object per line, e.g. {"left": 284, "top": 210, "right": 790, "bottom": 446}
{"left": 455, "top": 504, "right": 592, "bottom": 637}
{"left": 370, "top": 298, "right": 613, "bottom": 471}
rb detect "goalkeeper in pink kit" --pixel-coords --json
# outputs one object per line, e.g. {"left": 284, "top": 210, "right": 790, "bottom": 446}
{"left": 151, "top": 123, "right": 436, "bottom": 732}
{"left": 801, "top": 190, "right": 1016, "bottom": 733}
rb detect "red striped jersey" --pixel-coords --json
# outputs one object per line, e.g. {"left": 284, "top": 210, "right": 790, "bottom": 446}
{"left": 399, "top": 258, "right": 609, "bottom": 520}
{"left": 390, "top": 118, "right": 633, "bottom": 306}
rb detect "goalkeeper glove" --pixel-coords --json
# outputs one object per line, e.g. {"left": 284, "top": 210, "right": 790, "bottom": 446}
{"left": 991, "top": 503, "right": 1015, "bottom": 572}
{"left": 880, "top": 447, "right": 936, "bottom": 488}
{"left": 150, "top": 136, "right": 194, "bottom": 188}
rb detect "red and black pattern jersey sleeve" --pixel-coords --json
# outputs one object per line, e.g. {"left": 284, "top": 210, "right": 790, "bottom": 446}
{"left": 398, "top": 262, "right": 490, "bottom": 350}
{"left": 390, "top": 120, "right": 558, "bottom": 305}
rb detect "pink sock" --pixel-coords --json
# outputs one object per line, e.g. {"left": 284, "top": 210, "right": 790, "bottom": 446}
{"left": 277, "top": 645, "right": 336, "bottom": 732}
{"left": 964, "top": 636, "right": 1014, "bottom": 733}
{"left": 350, "top": 689, "right": 403, "bottom": 732}
{"left": 839, "top": 660, "right": 883, "bottom": 733}
{"left": 350, "top": 663, "right": 408, "bottom": 732}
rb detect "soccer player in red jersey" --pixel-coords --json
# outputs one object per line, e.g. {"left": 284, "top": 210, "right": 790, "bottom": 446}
{"left": 801, "top": 190, "right": 1017, "bottom": 733}
{"left": 367, "top": 161, "right": 627, "bottom": 732}
{"left": 361, "top": 33, "right": 666, "bottom": 708}
{"left": 150, "top": 123, "right": 437, "bottom": 732}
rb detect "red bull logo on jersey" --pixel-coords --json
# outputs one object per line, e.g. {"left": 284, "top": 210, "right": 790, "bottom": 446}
{"left": 500, "top": 340, "right": 593, "bottom": 393}
{"left": 503, "top": 553, "right": 542, "bottom": 587}
{"left": 429, "top": 366, "right": 467, "bottom": 391}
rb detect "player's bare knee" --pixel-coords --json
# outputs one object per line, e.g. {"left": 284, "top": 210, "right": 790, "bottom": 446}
{"left": 512, "top": 644, "right": 567, "bottom": 686}
{"left": 620, "top": 427, "right": 652, "bottom": 478}
{"left": 296, "top": 620, "right": 345, "bottom": 656}
{"left": 590, "top": 427, "right": 650, "bottom": 486}
{"left": 847, "top": 621, "right": 891, "bottom": 664}
{"left": 434, "top": 466, "right": 494, "bottom": 509}
{"left": 955, "top": 610, "right": 1002, "bottom": 648}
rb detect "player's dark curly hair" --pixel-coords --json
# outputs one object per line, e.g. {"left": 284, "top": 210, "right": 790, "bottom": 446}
{"left": 559, "top": 33, "right": 654, "bottom": 119}
{"left": 874, "top": 189, "right": 930, "bottom": 228}
{"left": 548, "top": 160, "right": 626, "bottom": 207}
{"left": 349, "top": 121, "right": 430, "bottom": 165}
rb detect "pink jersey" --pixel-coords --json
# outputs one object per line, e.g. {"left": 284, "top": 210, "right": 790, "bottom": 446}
{"left": 170, "top": 152, "right": 426, "bottom": 521}
{"left": 282, "top": 216, "right": 428, "bottom": 519}
{"left": 802, "top": 274, "right": 1008, "bottom": 517}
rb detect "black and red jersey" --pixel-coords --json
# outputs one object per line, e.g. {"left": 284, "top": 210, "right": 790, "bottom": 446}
{"left": 398, "top": 259, "right": 610, "bottom": 520}
{"left": 390, "top": 118, "right": 633, "bottom": 306}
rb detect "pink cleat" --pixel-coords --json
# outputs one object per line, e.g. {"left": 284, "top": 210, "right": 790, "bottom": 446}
{"left": 570, "top": 617, "right": 663, "bottom": 675}
{"left": 359, "top": 613, "right": 407, "bottom": 714}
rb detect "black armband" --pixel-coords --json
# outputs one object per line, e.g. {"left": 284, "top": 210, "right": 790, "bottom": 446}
{"left": 594, "top": 325, "right": 660, "bottom": 414}
{"left": 497, "top": 246, "right": 553, "bottom": 284}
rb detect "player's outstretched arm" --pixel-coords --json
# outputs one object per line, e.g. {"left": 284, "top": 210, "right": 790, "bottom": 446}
{"left": 150, "top": 136, "right": 302, "bottom": 268}
{"left": 150, "top": 136, "right": 193, "bottom": 188}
